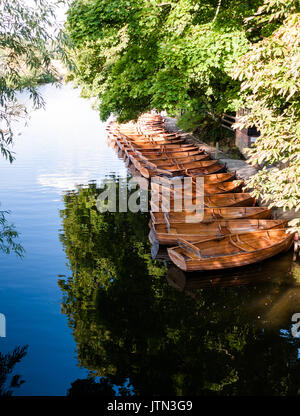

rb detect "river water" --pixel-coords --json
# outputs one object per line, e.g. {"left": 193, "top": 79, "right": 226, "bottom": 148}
{"left": 0, "top": 84, "right": 300, "bottom": 396}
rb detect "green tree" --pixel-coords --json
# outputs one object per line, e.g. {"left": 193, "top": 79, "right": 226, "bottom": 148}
{"left": 233, "top": 0, "right": 300, "bottom": 228}
{"left": 0, "top": 0, "right": 65, "bottom": 162}
{"left": 65, "top": 0, "right": 262, "bottom": 123}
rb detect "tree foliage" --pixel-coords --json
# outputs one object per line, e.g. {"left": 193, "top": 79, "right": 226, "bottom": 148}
{"left": 65, "top": 0, "right": 263, "bottom": 122}
{"left": 233, "top": 0, "right": 300, "bottom": 224}
{"left": 0, "top": 0, "right": 65, "bottom": 162}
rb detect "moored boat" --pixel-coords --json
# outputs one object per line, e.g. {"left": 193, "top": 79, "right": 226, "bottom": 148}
{"left": 127, "top": 154, "right": 226, "bottom": 178}
{"left": 150, "top": 207, "right": 272, "bottom": 224}
{"left": 167, "top": 229, "right": 295, "bottom": 271}
{"left": 151, "top": 180, "right": 244, "bottom": 196}
{"left": 108, "top": 134, "right": 197, "bottom": 152}
{"left": 152, "top": 172, "right": 236, "bottom": 186}
{"left": 150, "top": 219, "right": 286, "bottom": 245}
{"left": 150, "top": 192, "right": 256, "bottom": 210}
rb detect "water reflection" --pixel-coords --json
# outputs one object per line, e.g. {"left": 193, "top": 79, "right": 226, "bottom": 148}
{"left": 166, "top": 252, "right": 299, "bottom": 289}
{"left": 59, "top": 180, "right": 300, "bottom": 396}
{"left": 0, "top": 345, "right": 28, "bottom": 396}
{"left": 0, "top": 208, "right": 24, "bottom": 257}
{"left": 67, "top": 377, "right": 132, "bottom": 397}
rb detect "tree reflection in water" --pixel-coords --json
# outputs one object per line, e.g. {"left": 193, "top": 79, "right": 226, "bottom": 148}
{"left": 0, "top": 209, "right": 24, "bottom": 257}
{"left": 67, "top": 377, "right": 132, "bottom": 397}
{"left": 0, "top": 345, "right": 27, "bottom": 396}
{"left": 59, "top": 180, "right": 300, "bottom": 396}
{"left": 0, "top": 208, "right": 26, "bottom": 396}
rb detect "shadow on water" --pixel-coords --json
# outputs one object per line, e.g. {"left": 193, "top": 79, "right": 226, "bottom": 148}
{"left": 59, "top": 179, "right": 300, "bottom": 396}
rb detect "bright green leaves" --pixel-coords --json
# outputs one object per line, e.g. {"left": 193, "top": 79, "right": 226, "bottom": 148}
{"left": 0, "top": 0, "right": 64, "bottom": 162}
{"left": 65, "top": 0, "right": 263, "bottom": 121}
{"left": 66, "top": 0, "right": 140, "bottom": 44}
{"left": 233, "top": 10, "right": 300, "bottom": 221}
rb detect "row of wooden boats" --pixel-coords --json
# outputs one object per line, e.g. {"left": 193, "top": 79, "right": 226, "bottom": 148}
{"left": 107, "top": 123, "right": 227, "bottom": 177}
{"left": 106, "top": 113, "right": 295, "bottom": 272}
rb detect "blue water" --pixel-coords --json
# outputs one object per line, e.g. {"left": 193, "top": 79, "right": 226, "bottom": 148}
{"left": 0, "top": 84, "right": 127, "bottom": 395}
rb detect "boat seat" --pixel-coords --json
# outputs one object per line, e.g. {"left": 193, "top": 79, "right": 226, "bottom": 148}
{"left": 228, "top": 235, "right": 250, "bottom": 252}
{"left": 236, "top": 234, "right": 257, "bottom": 250}
{"left": 229, "top": 234, "right": 258, "bottom": 252}
{"left": 177, "top": 238, "right": 202, "bottom": 258}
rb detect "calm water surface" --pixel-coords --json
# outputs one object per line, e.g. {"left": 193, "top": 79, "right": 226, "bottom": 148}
{"left": 0, "top": 84, "right": 300, "bottom": 396}
{"left": 0, "top": 84, "right": 126, "bottom": 395}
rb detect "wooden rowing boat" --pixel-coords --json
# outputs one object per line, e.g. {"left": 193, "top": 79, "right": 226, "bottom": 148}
{"left": 151, "top": 193, "right": 256, "bottom": 210}
{"left": 120, "top": 132, "right": 180, "bottom": 142}
{"left": 184, "top": 163, "right": 226, "bottom": 176}
{"left": 121, "top": 129, "right": 176, "bottom": 139}
{"left": 107, "top": 132, "right": 198, "bottom": 151}
{"left": 108, "top": 125, "right": 180, "bottom": 140}
{"left": 151, "top": 180, "right": 244, "bottom": 196}
{"left": 150, "top": 207, "right": 272, "bottom": 224}
{"left": 114, "top": 135, "right": 184, "bottom": 146}
{"left": 115, "top": 141, "right": 198, "bottom": 153}
{"left": 141, "top": 153, "right": 211, "bottom": 167}
{"left": 152, "top": 172, "right": 236, "bottom": 185}
{"left": 126, "top": 146, "right": 205, "bottom": 158}
{"left": 128, "top": 153, "right": 225, "bottom": 178}
{"left": 167, "top": 229, "right": 295, "bottom": 271}
{"left": 134, "top": 149, "right": 204, "bottom": 158}
{"left": 150, "top": 219, "right": 286, "bottom": 245}
{"left": 110, "top": 139, "right": 197, "bottom": 153}
{"left": 124, "top": 149, "right": 209, "bottom": 165}
{"left": 108, "top": 133, "right": 185, "bottom": 147}
{"left": 112, "top": 136, "right": 192, "bottom": 156}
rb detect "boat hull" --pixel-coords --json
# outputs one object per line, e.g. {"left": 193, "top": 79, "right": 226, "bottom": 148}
{"left": 167, "top": 230, "right": 295, "bottom": 271}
